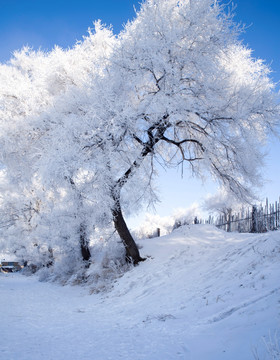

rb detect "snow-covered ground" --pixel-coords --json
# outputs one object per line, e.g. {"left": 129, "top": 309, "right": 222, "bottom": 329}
{"left": 1, "top": 225, "right": 279, "bottom": 359}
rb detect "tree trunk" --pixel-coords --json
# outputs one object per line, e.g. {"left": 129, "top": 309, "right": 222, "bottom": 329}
{"left": 80, "top": 223, "right": 91, "bottom": 263}
{"left": 68, "top": 178, "right": 91, "bottom": 263}
{"left": 109, "top": 118, "right": 171, "bottom": 264}
{"left": 112, "top": 206, "right": 145, "bottom": 265}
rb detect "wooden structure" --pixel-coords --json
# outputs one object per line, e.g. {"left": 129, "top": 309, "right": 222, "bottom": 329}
{"left": 0, "top": 261, "right": 22, "bottom": 273}
{"left": 214, "top": 198, "right": 280, "bottom": 233}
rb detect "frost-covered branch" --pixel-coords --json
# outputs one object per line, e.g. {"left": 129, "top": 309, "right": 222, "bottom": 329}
{"left": 0, "top": 0, "right": 279, "bottom": 270}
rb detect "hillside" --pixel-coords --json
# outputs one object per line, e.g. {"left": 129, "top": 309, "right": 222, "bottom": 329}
{"left": 0, "top": 225, "right": 279, "bottom": 359}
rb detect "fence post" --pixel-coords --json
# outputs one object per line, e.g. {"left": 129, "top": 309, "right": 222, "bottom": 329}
{"left": 226, "top": 209, "right": 232, "bottom": 232}
{"left": 251, "top": 205, "right": 258, "bottom": 233}
{"left": 157, "top": 228, "right": 160, "bottom": 237}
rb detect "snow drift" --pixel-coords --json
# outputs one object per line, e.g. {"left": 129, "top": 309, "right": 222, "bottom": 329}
{"left": 0, "top": 225, "right": 279, "bottom": 359}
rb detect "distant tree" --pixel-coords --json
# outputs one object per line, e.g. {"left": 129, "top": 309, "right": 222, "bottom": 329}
{"left": 0, "top": 0, "right": 279, "bottom": 268}
{"left": 203, "top": 187, "right": 245, "bottom": 231}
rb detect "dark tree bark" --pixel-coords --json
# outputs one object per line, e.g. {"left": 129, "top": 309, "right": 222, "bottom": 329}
{"left": 250, "top": 205, "right": 258, "bottom": 233}
{"left": 112, "top": 205, "right": 145, "bottom": 265}
{"left": 80, "top": 223, "right": 91, "bottom": 263}
{"left": 68, "top": 177, "right": 91, "bottom": 263}
{"left": 46, "top": 247, "right": 54, "bottom": 267}
{"left": 110, "top": 116, "right": 171, "bottom": 265}
{"left": 111, "top": 182, "right": 145, "bottom": 264}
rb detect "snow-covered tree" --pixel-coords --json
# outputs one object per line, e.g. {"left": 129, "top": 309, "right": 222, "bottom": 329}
{"left": 0, "top": 0, "right": 279, "bottom": 269}
{"left": 132, "top": 203, "right": 202, "bottom": 239}
{"left": 204, "top": 187, "right": 245, "bottom": 216}
{"left": 203, "top": 187, "right": 246, "bottom": 231}
{"left": 94, "top": 0, "right": 279, "bottom": 260}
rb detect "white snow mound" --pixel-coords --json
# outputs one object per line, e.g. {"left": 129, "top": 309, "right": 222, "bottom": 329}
{"left": 0, "top": 224, "right": 279, "bottom": 359}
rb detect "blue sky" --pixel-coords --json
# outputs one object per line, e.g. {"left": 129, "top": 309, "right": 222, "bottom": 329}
{"left": 0, "top": 0, "right": 141, "bottom": 61}
{"left": 0, "top": 0, "right": 279, "bottom": 221}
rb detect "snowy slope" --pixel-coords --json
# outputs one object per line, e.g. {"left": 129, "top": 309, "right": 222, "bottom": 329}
{"left": 0, "top": 225, "right": 279, "bottom": 360}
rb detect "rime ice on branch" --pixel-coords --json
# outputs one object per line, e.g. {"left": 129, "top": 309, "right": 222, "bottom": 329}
{"left": 0, "top": 0, "right": 279, "bottom": 267}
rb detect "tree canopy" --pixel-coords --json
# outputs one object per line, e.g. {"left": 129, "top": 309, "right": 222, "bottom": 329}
{"left": 0, "top": 0, "right": 279, "bottom": 278}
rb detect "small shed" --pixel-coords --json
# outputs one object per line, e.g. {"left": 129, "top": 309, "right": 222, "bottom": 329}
{"left": 0, "top": 261, "right": 22, "bottom": 273}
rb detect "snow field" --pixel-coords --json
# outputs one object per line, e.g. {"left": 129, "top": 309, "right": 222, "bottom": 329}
{"left": 0, "top": 225, "right": 279, "bottom": 359}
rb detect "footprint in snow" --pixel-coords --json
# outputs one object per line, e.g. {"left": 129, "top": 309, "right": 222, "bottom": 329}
{"left": 143, "top": 314, "right": 176, "bottom": 323}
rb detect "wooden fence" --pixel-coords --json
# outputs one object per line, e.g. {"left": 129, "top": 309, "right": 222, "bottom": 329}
{"left": 213, "top": 198, "right": 280, "bottom": 233}
{"left": 143, "top": 198, "right": 280, "bottom": 238}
